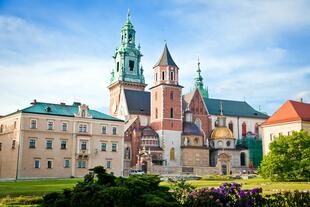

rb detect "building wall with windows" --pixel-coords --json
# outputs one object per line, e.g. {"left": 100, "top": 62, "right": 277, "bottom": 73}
{"left": 261, "top": 121, "right": 304, "bottom": 155}
{"left": 0, "top": 102, "right": 124, "bottom": 180}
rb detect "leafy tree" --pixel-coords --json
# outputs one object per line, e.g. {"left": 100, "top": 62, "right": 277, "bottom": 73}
{"left": 260, "top": 130, "right": 310, "bottom": 181}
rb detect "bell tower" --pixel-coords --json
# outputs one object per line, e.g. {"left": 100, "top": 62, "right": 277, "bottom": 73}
{"left": 150, "top": 44, "right": 183, "bottom": 166}
{"left": 108, "top": 11, "right": 146, "bottom": 117}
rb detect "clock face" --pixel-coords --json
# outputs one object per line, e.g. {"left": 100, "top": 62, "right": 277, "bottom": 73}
{"left": 218, "top": 141, "right": 223, "bottom": 147}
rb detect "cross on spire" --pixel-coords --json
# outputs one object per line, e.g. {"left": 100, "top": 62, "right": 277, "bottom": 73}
{"left": 127, "top": 8, "right": 131, "bottom": 20}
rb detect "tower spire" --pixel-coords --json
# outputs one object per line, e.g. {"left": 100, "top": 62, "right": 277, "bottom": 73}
{"left": 194, "top": 57, "right": 209, "bottom": 98}
{"left": 127, "top": 8, "right": 131, "bottom": 21}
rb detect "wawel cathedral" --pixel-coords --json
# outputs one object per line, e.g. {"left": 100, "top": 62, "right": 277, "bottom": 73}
{"left": 109, "top": 14, "right": 269, "bottom": 176}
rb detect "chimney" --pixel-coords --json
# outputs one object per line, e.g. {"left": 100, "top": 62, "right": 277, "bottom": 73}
{"left": 60, "top": 102, "right": 66, "bottom": 105}
{"left": 31, "top": 99, "right": 37, "bottom": 105}
{"left": 297, "top": 97, "right": 303, "bottom": 103}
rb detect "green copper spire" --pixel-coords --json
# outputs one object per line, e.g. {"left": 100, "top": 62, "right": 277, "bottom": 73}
{"left": 194, "top": 57, "right": 209, "bottom": 98}
{"left": 110, "top": 11, "right": 145, "bottom": 85}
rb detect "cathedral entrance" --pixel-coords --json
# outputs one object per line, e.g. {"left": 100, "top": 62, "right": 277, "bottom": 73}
{"left": 221, "top": 164, "right": 227, "bottom": 175}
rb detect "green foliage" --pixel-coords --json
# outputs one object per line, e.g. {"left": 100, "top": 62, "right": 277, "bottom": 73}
{"left": 260, "top": 130, "right": 310, "bottom": 181}
{"left": 42, "top": 167, "right": 178, "bottom": 207}
{"left": 264, "top": 191, "right": 310, "bottom": 207}
{"left": 169, "top": 179, "right": 195, "bottom": 205}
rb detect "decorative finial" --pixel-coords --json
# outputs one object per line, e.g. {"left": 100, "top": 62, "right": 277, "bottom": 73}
{"left": 220, "top": 101, "right": 223, "bottom": 116}
{"left": 164, "top": 39, "right": 167, "bottom": 45}
{"left": 138, "top": 43, "right": 141, "bottom": 50}
{"left": 127, "top": 8, "right": 131, "bottom": 20}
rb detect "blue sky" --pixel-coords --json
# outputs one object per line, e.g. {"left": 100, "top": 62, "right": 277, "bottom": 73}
{"left": 0, "top": 0, "right": 309, "bottom": 115}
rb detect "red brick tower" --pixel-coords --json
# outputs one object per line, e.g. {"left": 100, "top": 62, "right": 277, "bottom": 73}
{"left": 150, "top": 44, "right": 183, "bottom": 166}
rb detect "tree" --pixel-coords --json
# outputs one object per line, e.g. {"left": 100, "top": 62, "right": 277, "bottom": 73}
{"left": 260, "top": 130, "right": 310, "bottom": 181}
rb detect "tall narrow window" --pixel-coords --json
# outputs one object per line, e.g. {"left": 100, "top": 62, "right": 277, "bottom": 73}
{"left": 64, "top": 159, "right": 70, "bottom": 168}
{"left": 106, "top": 160, "right": 112, "bottom": 169}
{"left": 0, "top": 143, "right": 2, "bottom": 151}
{"left": 30, "top": 120, "right": 37, "bottom": 129}
{"left": 112, "top": 143, "right": 117, "bottom": 152}
{"left": 101, "top": 143, "right": 107, "bottom": 151}
{"left": 34, "top": 159, "right": 40, "bottom": 169}
{"left": 228, "top": 121, "right": 233, "bottom": 133}
{"left": 170, "top": 148, "right": 175, "bottom": 160}
{"left": 155, "top": 73, "right": 158, "bottom": 82}
{"left": 170, "top": 71, "right": 174, "bottom": 81}
{"left": 124, "top": 147, "right": 131, "bottom": 159}
{"left": 62, "top": 123, "right": 68, "bottom": 131}
{"left": 240, "top": 152, "right": 246, "bottom": 166}
{"left": 112, "top": 127, "right": 117, "bottom": 135}
{"left": 129, "top": 60, "right": 134, "bottom": 71}
{"left": 170, "top": 91, "right": 174, "bottom": 100}
{"left": 170, "top": 108, "right": 174, "bottom": 118}
{"left": 101, "top": 126, "right": 107, "bottom": 134}
{"left": 61, "top": 140, "right": 67, "bottom": 149}
{"left": 46, "top": 139, "right": 53, "bottom": 149}
{"left": 242, "top": 122, "right": 247, "bottom": 137}
{"left": 29, "top": 139, "right": 36, "bottom": 149}
{"left": 155, "top": 108, "right": 158, "bottom": 119}
{"left": 255, "top": 123, "right": 259, "bottom": 138}
{"left": 47, "top": 160, "right": 53, "bottom": 169}
{"left": 128, "top": 34, "right": 132, "bottom": 42}
{"left": 47, "top": 121, "right": 54, "bottom": 130}
{"left": 162, "top": 71, "right": 165, "bottom": 80}
{"left": 80, "top": 141, "right": 87, "bottom": 150}
{"left": 116, "top": 62, "right": 119, "bottom": 72}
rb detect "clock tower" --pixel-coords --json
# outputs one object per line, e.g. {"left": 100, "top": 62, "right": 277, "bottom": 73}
{"left": 108, "top": 11, "right": 146, "bottom": 117}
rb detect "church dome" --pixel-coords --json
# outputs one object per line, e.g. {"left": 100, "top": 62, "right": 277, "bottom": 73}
{"left": 211, "top": 127, "right": 234, "bottom": 139}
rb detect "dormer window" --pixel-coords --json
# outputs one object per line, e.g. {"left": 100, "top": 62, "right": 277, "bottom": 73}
{"left": 76, "top": 104, "right": 92, "bottom": 118}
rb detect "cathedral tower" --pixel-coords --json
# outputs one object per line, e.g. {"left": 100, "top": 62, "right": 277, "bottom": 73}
{"left": 150, "top": 44, "right": 183, "bottom": 166}
{"left": 108, "top": 11, "right": 146, "bottom": 117}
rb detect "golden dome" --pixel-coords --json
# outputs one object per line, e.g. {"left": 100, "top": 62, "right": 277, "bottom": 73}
{"left": 211, "top": 127, "right": 234, "bottom": 139}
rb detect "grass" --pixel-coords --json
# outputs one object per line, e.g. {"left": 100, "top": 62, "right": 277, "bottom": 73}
{"left": 161, "top": 177, "right": 310, "bottom": 195}
{"left": 0, "top": 177, "right": 309, "bottom": 205}
{"left": 0, "top": 178, "right": 82, "bottom": 197}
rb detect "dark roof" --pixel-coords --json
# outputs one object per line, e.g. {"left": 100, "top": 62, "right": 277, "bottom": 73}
{"left": 141, "top": 126, "right": 159, "bottom": 137}
{"left": 124, "top": 89, "right": 150, "bottom": 115}
{"left": 15, "top": 102, "right": 123, "bottom": 121}
{"left": 204, "top": 98, "right": 269, "bottom": 119}
{"left": 182, "top": 122, "right": 203, "bottom": 136}
{"left": 154, "top": 44, "right": 178, "bottom": 67}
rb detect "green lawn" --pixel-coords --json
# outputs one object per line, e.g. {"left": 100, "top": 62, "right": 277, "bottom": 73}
{"left": 0, "top": 178, "right": 82, "bottom": 197}
{"left": 0, "top": 177, "right": 309, "bottom": 206}
{"left": 161, "top": 177, "right": 310, "bottom": 195}
{"left": 0, "top": 177, "right": 309, "bottom": 198}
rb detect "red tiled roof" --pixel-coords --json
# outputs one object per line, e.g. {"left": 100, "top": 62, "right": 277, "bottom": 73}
{"left": 263, "top": 100, "right": 310, "bottom": 125}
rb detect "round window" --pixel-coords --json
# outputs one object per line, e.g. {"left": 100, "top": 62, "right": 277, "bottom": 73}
{"left": 226, "top": 141, "right": 231, "bottom": 147}
{"left": 218, "top": 141, "right": 223, "bottom": 147}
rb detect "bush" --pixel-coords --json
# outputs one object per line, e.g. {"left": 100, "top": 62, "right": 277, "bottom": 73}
{"left": 42, "top": 166, "right": 178, "bottom": 207}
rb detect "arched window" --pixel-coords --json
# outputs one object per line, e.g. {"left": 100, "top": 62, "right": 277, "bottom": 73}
{"left": 228, "top": 121, "right": 233, "bottom": 133}
{"left": 124, "top": 147, "right": 131, "bottom": 159}
{"left": 170, "top": 108, "right": 174, "bottom": 118}
{"left": 116, "top": 62, "right": 119, "bottom": 72}
{"left": 242, "top": 122, "right": 247, "bottom": 137}
{"left": 170, "top": 148, "right": 175, "bottom": 160}
{"left": 255, "top": 123, "right": 259, "bottom": 138}
{"left": 155, "top": 108, "right": 158, "bottom": 119}
{"left": 240, "top": 152, "right": 246, "bottom": 166}
{"left": 194, "top": 137, "right": 199, "bottom": 144}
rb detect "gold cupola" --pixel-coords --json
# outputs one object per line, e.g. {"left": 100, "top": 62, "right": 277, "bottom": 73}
{"left": 210, "top": 101, "right": 234, "bottom": 140}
